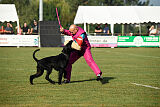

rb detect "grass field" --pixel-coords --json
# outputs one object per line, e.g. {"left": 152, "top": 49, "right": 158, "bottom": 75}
{"left": 0, "top": 47, "right": 160, "bottom": 107}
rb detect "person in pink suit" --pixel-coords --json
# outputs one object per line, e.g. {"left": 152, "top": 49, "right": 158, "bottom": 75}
{"left": 60, "top": 24, "right": 103, "bottom": 83}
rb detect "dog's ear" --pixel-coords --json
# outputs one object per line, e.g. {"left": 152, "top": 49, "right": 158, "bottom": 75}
{"left": 71, "top": 41, "right": 81, "bottom": 50}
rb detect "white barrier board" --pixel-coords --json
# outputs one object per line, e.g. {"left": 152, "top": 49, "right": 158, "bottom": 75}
{"left": 61, "top": 36, "right": 118, "bottom": 47}
{"left": 0, "top": 35, "right": 39, "bottom": 46}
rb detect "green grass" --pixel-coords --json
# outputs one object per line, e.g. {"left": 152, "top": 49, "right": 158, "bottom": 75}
{"left": 0, "top": 47, "right": 160, "bottom": 107}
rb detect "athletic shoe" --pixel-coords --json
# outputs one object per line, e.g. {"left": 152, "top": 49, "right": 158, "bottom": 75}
{"left": 63, "top": 79, "right": 70, "bottom": 84}
{"left": 96, "top": 72, "right": 103, "bottom": 81}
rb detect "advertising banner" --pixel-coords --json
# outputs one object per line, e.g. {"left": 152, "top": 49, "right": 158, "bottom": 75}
{"left": 62, "top": 36, "right": 118, "bottom": 47}
{"left": 118, "top": 36, "right": 160, "bottom": 47}
{"left": 0, "top": 35, "right": 39, "bottom": 46}
{"left": 1, "top": 35, "right": 159, "bottom": 47}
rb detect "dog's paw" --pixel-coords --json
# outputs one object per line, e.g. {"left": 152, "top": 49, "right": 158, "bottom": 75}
{"left": 58, "top": 82, "right": 62, "bottom": 85}
{"left": 50, "top": 81, "right": 55, "bottom": 84}
{"left": 30, "top": 80, "right": 33, "bottom": 85}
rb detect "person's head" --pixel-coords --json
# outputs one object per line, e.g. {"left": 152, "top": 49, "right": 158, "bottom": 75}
{"left": 105, "top": 24, "right": 108, "bottom": 27}
{"left": 96, "top": 24, "right": 101, "bottom": 28}
{"left": 69, "top": 24, "right": 78, "bottom": 35}
{"left": 24, "top": 23, "right": 27, "bottom": 27}
{"left": 149, "top": 25, "right": 154, "bottom": 31}
{"left": 34, "top": 20, "right": 37, "bottom": 26}
{"left": 7, "top": 23, "right": 10, "bottom": 27}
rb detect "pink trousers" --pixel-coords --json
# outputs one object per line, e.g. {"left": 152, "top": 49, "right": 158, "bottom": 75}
{"left": 65, "top": 47, "right": 101, "bottom": 81}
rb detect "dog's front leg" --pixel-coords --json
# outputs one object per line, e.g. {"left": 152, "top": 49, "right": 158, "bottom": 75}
{"left": 58, "top": 69, "right": 64, "bottom": 85}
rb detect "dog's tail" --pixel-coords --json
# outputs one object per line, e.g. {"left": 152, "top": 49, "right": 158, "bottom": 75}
{"left": 33, "top": 49, "right": 40, "bottom": 62}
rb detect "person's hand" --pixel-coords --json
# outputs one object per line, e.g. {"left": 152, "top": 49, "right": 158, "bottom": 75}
{"left": 9, "top": 24, "right": 13, "bottom": 27}
{"left": 60, "top": 27, "right": 64, "bottom": 32}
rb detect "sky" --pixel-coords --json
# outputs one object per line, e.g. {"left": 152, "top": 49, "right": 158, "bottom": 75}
{"left": 140, "top": 0, "right": 160, "bottom": 6}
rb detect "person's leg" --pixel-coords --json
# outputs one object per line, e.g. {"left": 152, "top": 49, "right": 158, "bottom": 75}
{"left": 65, "top": 51, "right": 81, "bottom": 81}
{"left": 83, "top": 48, "right": 102, "bottom": 76}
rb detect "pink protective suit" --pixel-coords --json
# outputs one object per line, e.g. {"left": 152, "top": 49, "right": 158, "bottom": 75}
{"left": 63, "top": 26, "right": 102, "bottom": 81}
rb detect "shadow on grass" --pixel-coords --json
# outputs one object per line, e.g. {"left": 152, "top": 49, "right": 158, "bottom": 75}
{"left": 70, "top": 77, "right": 115, "bottom": 85}
{"left": 100, "top": 77, "right": 115, "bottom": 84}
{"left": 33, "top": 77, "right": 115, "bottom": 85}
{"left": 34, "top": 82, "right": 50, "bottom": 85}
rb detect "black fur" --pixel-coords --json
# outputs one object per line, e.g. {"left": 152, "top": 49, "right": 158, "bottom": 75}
{"left": 30, "top": 40, "right": 73, "bottom": 85}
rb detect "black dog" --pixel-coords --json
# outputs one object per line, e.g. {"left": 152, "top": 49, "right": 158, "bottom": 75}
{"left": 30, "top": 40, "right": 74, "bottom": 85}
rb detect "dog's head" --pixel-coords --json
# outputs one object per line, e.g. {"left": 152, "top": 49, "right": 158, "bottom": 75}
{"left": 62, "top": 40, "right": 74, "bottom": 54}
{"left": 64, "top": 40, "right": 81, "bottom": 49}
{"left": 62, "top": 40, "right": 81, "bottom": 54}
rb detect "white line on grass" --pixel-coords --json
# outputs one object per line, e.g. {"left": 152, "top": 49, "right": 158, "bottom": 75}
{"left": 124, "top": 53, "right": 160, "bottom": 59}
{"left": 131, "top": 83, "right": 160, "bottom": 90}
{"left": 96, "top": 50, "right": 160, "bottom": 59}
{"left": 111, "top": 51, "right": 160, "bottom": 59}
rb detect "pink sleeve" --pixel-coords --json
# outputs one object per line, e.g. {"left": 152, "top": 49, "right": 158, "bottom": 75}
{"left": 63, "top": 29, "right": 72, "bottom": 36}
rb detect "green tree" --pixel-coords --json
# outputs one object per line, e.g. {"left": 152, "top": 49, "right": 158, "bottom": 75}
{"left": 43, "top": 0, "right": 71, "bottom": 28}
{"left": 0, "top": 0, "right": 39, "bottom": 27}
{"left": 0, "top": 0, "right": 150, "bottom": 32}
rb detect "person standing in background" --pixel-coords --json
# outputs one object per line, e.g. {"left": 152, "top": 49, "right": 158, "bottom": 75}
{"left": 30, "top": 20, "right": 38, "bottom": 35}
{"left": 22, "top": 22, "right": 30, "bottom": 35}
{"left": 149, "top": 25, "right": 158, "bottom": 36}
{"left": 95, "top": 24, "right": 102, "bottom": 35}
{"left": 103, "top": 24, "right": 110, "bottom": 36}
{"left": 4, "top": 22, "right": 13, "bottom": 34}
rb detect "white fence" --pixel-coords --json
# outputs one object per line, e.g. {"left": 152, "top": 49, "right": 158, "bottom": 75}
{"left": 0, "top": 35, "right": 159, "bottom": 47}
{"left": 0, "top": 35, "right": 40, "bottom": 47}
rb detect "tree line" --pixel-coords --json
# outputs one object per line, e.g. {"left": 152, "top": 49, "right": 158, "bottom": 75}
{"left": 0, "top": 0, "right": 149, "bottom": 32}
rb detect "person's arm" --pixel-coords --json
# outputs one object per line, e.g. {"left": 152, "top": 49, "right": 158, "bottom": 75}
{"left": 30, "top": 28, "right": 33, "bottom": 34}
{"left": 4, "top": 30, "right": 11, "bottom": 33}
{"left": 63, "top": 29, "right": 72, "bottom": 36}
{"left": 27, "top": 29, "right": 30, "bottom": 34}
{"left": 107, "top": 29, "right": 110, "bottom": 35}
{"left": 60, "top": 27, "right": 72, "bottom": 36}
{"left": 95, "top": 29, "right": 98, "bottom": 32}
{"left": 4, "top": 28, "right": 12, "bottom": 33}
{"left": 95, "top": 28, "right": 102, "bottom": 33}
{"left": 150, "top": 29, "right": 158, "bottom": 35}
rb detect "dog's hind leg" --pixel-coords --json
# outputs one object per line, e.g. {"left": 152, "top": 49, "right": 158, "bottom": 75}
{"left": 30, "top": 67, "right": 44, "bottom": 85}
{"left": 45, "top": 69, "right": 55, "bottom": 84}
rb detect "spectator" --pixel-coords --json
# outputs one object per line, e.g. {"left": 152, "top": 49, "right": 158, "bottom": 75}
{"left": 129, "top": 32, "right": 133, "bottom": 36}
{"left": 22, "top": 22, "right": 30, "bottom": 35}
{"left": 103, "top": 24, "right": 110, "bottom": 36}
{"left": 15, "top": 25, "right": 22, "bottom": 35}
{"left": 30, "top": 20, "right": 38, "bottom": 35}
{"left": 157, "top": 24, "right": 160, "bottom": 35}
{"left": 95, "top": 24, "right": 102, "bottom": 35}
{"left": 0, "top": 25, "right": 4, "bottom": 34}
{"left": 149, "top": 25, "right": 158, "bottom": 36}
{"left": 4, "top": 22, "right": 13, "bottom": 34}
